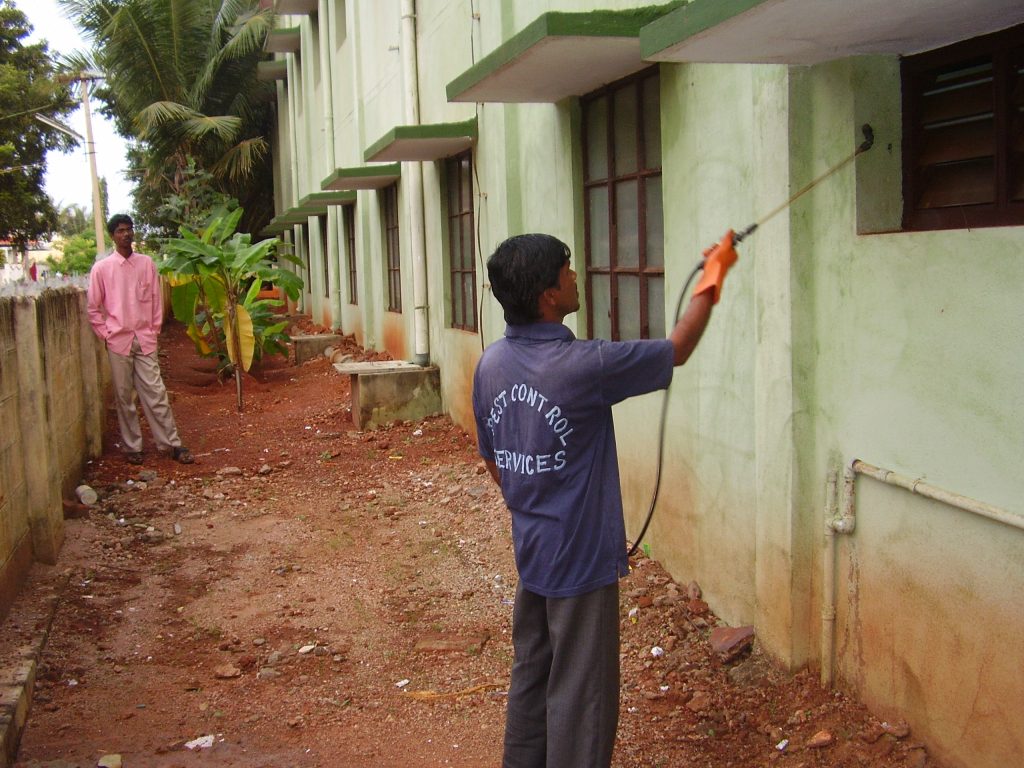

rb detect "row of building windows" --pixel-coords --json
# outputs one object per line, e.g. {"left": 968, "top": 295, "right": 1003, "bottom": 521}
{"left": 293, "top": 22, "right": 1021, "bottom": 339}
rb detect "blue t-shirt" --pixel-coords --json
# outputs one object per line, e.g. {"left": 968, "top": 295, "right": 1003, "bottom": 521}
{"left": 472, "top": 322, "right": 674, "bottom": 598}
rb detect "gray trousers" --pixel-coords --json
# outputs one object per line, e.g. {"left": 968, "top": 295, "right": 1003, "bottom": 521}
{"left": 503, "top": 580, "right": 620, "bottom": 768}
{"left": 107, "top": 337, "right": 181, "bottom": 453}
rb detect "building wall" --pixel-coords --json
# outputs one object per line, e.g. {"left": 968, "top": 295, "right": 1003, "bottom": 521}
{"left": 791, "top": 57, "right": 1024, "bottom": 768}
{"left": 264, "top": 5, "right": 1024, "bottom": 767}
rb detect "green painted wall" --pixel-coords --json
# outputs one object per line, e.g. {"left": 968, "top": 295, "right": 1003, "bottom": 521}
{"left": 266, "top": 5, "right": 1024, "bottom": 767}
{"left": 788, "top": 56, "right": 1024, "bottom": 768}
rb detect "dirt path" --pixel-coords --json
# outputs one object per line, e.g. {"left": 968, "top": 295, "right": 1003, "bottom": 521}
{"left": 6, "top": 322, "right": 940, "bottom": 768}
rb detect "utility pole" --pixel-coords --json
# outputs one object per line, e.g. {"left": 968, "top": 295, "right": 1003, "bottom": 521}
{"left": 79, "top": 74, "right": 106, "bottom": 258}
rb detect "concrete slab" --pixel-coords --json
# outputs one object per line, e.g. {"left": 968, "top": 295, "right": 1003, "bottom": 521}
{"left": 348, "top": 365, "right": 442, "bottom": 430}
{"left": 292, "top": 334, "right": 341, "bottom": 365}
{"left": 332, "top": 360, "right": 420, "bottom": 375}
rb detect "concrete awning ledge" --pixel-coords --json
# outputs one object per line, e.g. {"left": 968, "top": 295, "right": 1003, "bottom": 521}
{"left": 297, "top": 190, "right": 357, "bottom": 215}
{"left": 446, "top": 5, "right": 680, "bottom": 104}
{"left": 257, "top": 60, "right": 288, "bottom": 82}
{"left": 265, "top": 27, "right": 301, "bottom": 54}
{"left": 364, "top": 119, "right": 478, "bottom": 162}
{"left": 274, "top": 0, "right": 317, "bottom": 14}
{"left": 321, "top": 164, "right": 402, "bottom": 191}
{"left": 640, "top": 0, "right": 1024, "bottom": 64}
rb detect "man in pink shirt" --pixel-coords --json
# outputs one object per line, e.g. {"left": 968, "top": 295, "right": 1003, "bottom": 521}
{"left": 87, "top": 214, "right": 193, "bottom": 465}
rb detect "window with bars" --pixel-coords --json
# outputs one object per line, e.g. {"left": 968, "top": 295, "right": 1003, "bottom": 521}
{"left": 381, "top": 185, "right": 401, "bottom": 312}
{"left": 902, "top": 23, "right": 1024, "bottom": 230}
{"left": 582, "top": 67, "right": 664, "bottom": 341}
{"left": 446, "top": 150, "right": 477, "bottom": 332}
{"left": 343, "top": 204, "right": 357, "bottom": 305}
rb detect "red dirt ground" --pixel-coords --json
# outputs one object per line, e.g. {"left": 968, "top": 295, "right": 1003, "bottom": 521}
{"left": 5, "top": 319, "right": 942, "bottom": 767}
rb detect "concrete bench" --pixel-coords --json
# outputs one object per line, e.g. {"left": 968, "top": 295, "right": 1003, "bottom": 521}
{"left": 292, "top": 334, "right": 342, "bottom": 365}
{"left": 334, "top": 361, "right": 442, "bottom": 430}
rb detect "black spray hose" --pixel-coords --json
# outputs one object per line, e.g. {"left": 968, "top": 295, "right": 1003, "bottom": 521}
{"left": 627, "top": 124, "right": 875, "bottom": 559}
{"left": 627, "top": 260, "right": 703, "bottom": 558}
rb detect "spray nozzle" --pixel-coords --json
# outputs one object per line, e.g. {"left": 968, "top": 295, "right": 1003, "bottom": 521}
{"left": 858, "top": 123, "right": 874, "bottom": 154}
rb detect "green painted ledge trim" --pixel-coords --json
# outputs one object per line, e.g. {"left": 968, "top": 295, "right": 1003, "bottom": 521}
{"left": 272, "top": 210, "right": 312, "bottom": 225}
{"left": 446, "top": 3, "right": 683, "bottom": 102}
{"left": 257, "top": 60, "right": 288, "bottom": 80}
{"left": 298, "top": 190, "right": 357, "bottom": 214}
{"left": 363, "top": 118, "right": 478, "bottom": 162}
{"left": 320, "top": 163, "right": 402, "bottom": 190}
{"left": 639, "top": 0, "right": 768, "bottom": 59}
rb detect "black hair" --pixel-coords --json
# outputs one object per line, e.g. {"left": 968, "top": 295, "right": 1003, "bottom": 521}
{"left": 486, "top": 234, "right": 570, "bottom": 325}
{"left": 106, "top": 213, "right": 133, "bottom": 236}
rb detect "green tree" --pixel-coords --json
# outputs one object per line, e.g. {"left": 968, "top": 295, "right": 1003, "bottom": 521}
{"left": 0, "top": 1, "right": 77, "bottom": 253}
{"left": 47, "top": 228, "right": 97, "bottom": 274}
{"left": 98, "top": 174, "right": 109, "bottom": 220}
{"left": 59, "top": 0, "right": 276, "bottom": 237}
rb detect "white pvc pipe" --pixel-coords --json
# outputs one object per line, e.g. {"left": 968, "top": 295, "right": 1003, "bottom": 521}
{"left": 822, "top": 465, "right": 857, "bottom": 688}
{"left": 852, "top": 460, "right": 1023, "bottom": 532}
{"left": 401, "top": 0, "right": 430, "bottom": 365}
{"left": 820, "top": 469, "right": 838, "bottom": 688}
{"left": 822, "top": 458, "right": 1021, "bottom": 689}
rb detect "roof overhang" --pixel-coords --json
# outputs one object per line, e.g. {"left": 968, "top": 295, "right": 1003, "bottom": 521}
{"left": 640, "top": 0, "right": 1024, "bottom": 65}
{"left": 364, "top": 119, "right": 477, "bottom": 162}
{"left": 277, "top": 212, "right": 311, "bottom": 225}
{"left": 260, "top": 220, "right": 291, "bottom": 236}
{"left": 265, "top": 27, "right": 301, "bottom": 54}
{"left": 275, "top": 0, "right": 317, "bottom": 13}
{"left": 257, "top": 60, "right": 288, "bottom": 81}
{"left": 446, "top": 6, "right": 680, "bottom": 104}
{"left": 297, "top": 190, "right": 356, "bottom": 214}
{"left": 321, "top": 164, "right": 402, "bottom": 191}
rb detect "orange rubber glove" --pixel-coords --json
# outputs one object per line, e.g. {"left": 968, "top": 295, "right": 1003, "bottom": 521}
{"left": 692, "top": 229, "right": 738, "bottom": 304}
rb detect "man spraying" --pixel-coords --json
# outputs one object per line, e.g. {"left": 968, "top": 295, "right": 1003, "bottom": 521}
{"left": 472, "top": 230, "right": 737, "bottom": 767}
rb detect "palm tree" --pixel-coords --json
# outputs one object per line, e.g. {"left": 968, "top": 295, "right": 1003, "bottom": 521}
{"left": 57, "top": 0, "right": 276, "bottom": 234}
{"left": 56, "top": 202, "right": 90, "bottom": 236}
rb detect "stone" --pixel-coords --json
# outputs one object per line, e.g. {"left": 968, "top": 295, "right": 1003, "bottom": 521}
{"left": 686, "top": 691, "right": 711, "bottom": 712}
{"left": 881, "top": 720, "right": 911, "bottom": 739}
{"left": 806, "top": 730, "right": 834, "bottom": 748}
{"left": 75, "top": 484, "right": 98, "bottom": 505}
{"left": 97, "top": 755, "right": 123, "bottom": 768}
{"left": 687, "top": 599, "right": 709, "bottom": 614}
{"left": 709, "top": 625, "right": 755, "bottom": 660}
{"left": 217, "top": 467, "right": 243, "bottom": 476}
{"left": 213, "top": 664, "right": 241, "bottom": 679}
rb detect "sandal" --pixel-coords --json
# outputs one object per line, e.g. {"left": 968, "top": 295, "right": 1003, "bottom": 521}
{"left": 172, "top": 446, "right": 195, "bottom": 464}
{"left": 126, "top": 452, "right": 144, "bottom": 465}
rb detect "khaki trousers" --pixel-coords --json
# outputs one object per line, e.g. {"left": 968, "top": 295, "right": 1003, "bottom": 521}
{"left": 107, "top": 337, "right": 181, "bottom": 454}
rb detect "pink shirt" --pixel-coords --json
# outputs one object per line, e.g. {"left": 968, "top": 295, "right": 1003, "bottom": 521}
{"left": 87, "top": 251, "right": 163, "bottom": 355}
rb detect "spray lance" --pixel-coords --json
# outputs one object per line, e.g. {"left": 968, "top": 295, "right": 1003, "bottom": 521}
{"left": 628, "top": 124, "right": 875, "bottom": 558}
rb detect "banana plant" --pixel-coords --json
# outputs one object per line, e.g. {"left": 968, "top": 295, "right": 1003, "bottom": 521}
{"left": 160, "top": 207, "right": 303, "bottom": 411}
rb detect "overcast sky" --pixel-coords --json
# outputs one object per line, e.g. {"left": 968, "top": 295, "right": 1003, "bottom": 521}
{"left": 16, "top": 0, "right": 133, "bottom": 217}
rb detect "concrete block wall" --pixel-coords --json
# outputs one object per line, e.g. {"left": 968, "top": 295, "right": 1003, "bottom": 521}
{"left": 0, "top": 289, "right": 107, "bottom": 620}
